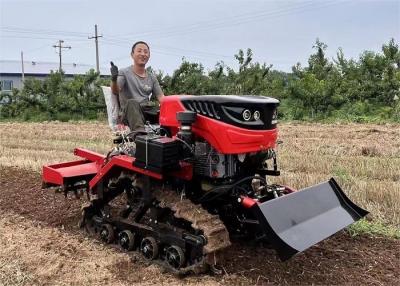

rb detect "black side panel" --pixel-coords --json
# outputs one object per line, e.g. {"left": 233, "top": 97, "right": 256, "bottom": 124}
{"left": 180, "top": 95, "right": 279, "bottom": 130}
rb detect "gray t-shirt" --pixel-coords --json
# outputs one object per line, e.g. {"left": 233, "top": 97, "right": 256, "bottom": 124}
{"left": 117, "top": 66, "right": 163, "bottom": 110}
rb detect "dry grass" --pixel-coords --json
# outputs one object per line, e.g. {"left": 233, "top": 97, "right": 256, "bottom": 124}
{"left": 0, "top": 257, "right": 32, "bottom": 286}
{"left": 272, "top": 122, "right": 400, "bottom": 228}
{"left": 0, "top": 212, "right": 141, "bottom": 286}
{"left": 0, "top": 211, "right": 228, "bottom": 286}
{"left": 0, "top": 121, "right": 399, "bottom": 228}
{"left": 0, "top": 122, "right": 112, "bottom": 171}
{"left": 0, "top": 121, "right": 399, "bottom": 285}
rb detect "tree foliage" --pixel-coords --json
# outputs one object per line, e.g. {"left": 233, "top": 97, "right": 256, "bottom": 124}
{"left": 0, "top": 69, "right": 107, "bottom": 121}
{"left": 157, "top": 38, "right": 399, "bottom": 122}
{"left": 1, "top": 39, "right": 399, "bottom": 122}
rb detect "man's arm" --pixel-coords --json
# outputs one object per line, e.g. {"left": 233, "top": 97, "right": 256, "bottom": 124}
{"left": 157, "top": 92, "right": 164, "bottom": 101}
{"left": 111, "top": 80, "right": 120, "bottom": 95}
{"left": 152, "top": 74, "right": 164, "bottom": 101}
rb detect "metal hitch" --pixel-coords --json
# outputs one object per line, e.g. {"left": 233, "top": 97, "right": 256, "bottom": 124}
{"left": 251, "top": 178, "right": 368, "bottom": 260}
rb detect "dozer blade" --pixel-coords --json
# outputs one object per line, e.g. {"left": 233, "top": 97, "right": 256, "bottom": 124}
{"left": 252, "top": 178, "right": 368, "bottom": 261}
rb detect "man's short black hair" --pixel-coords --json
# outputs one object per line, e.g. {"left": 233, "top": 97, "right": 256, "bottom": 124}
{"left": 131, "top": 41, "right": 150, "bottom": 53}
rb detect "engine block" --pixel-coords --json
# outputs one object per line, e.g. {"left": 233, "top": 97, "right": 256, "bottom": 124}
{"left": 192, "top": 142, "right": 237, "bottom": 179}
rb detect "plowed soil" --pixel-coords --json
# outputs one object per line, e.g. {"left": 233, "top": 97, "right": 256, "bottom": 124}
{"left": 0, "top": 166, "right": 399, "bottom": 285}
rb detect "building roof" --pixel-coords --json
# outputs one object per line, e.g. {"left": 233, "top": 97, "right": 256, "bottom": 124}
{"left": 0, "top": 60, "right": 108, "bottom": 76}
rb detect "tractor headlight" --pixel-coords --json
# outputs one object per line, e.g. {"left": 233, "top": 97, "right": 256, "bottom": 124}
{"left": 242, "top": 109, "right": 251, "bottom": 121}
{"left": 221, "top": 105, "right": 267, "bottom": 126}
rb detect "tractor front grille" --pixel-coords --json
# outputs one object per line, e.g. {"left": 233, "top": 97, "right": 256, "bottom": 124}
{"left": 183, "top": 100, "right": 221, "bottom": 119}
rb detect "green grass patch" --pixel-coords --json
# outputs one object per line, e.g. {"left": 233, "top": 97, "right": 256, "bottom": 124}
{"left": 347, "top": 219, "right": 400, "bottom": 239}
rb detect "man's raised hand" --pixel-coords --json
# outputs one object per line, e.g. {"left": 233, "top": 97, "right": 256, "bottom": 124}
{"left": 110, "top": 61, "right": 119, "bottom": 81}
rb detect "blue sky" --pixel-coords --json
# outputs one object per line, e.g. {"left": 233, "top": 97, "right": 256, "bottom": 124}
{"left": 0, "top": 0, "right": 399, "bottom": 75}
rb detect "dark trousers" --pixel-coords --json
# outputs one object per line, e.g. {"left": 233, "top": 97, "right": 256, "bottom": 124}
{"left": 122, "top": 99, "right": 145, "bottom": 131}
{"left": 122, "top": 99, "right": 159, "bottom": 131}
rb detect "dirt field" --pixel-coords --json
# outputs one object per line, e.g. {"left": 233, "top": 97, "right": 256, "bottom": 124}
{"left": 0, "top": 121, "right": 399, "bottom": 285}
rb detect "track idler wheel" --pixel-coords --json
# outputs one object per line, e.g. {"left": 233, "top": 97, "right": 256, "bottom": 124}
{"left": 100, "top": 224, "right": 115, "bottom": 244}
{"left": 140, "top": 237, "right": 159, "bottom": 260}
{"left": 119, "top": 230, "right": 136, "bottom": 251}
{"left": 165, "top": 245, "right": 186, "bottom": 269}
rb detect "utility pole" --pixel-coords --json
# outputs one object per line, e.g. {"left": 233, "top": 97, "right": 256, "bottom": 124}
{"left": 52, "top": 40, "right": 71, "bottom": 73}
{"left": 21, "top": 51, "right": 25, "bottom": 83}
{"left": 88, "top": 24, "right": 103, "bottom": 73}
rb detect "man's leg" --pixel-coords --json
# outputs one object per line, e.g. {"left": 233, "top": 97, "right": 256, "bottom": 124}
{"left": 123, "top": 99, "right": 145, "bottom": 131}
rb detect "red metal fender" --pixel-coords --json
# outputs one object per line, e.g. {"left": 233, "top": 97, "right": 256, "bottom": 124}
{"left": 42, "top": 148, "right": 193, "bottom": 191}
{"left": 42, "top": 148, "right": 105, "bottom": 186}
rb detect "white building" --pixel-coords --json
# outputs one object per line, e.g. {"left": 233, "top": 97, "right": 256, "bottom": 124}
{"left": 0, "top": 60, "right": 108, "bottom": 92}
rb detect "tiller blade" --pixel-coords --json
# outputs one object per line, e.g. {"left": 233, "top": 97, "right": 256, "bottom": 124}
{"left": 251, "top": 178, "right": 368, "bottom": 260}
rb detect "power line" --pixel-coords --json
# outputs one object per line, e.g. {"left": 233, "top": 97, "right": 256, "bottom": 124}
{"left": 98, "top": 1, "right": 345, "bottom": 64}
{"left": 111, "top": 1, "right": 313, "bottom": 39}
{"left": 0, "top": 26, "right": 90, "bottom": 38}
{"left": 100, "top": 40, "right": 235, "bottom": 64}
{"left": 1, "top": 28, "right": 234, "bottom": 63}
{"left": 110, "top": 0, "right": 344, "bottom": 40}
{"left": 1, "top": 1, "right": 346, "bottom": 66}
{"left": 0, "top": 34, "right": 88, "bottom": 42}
{"left": 1, "top": 1, "right": 349, "bottom": 72}
{"left": 163, "top": 0, "right": 344, "bottom": 38}
{"left": 88, "top": 24, "right": 103, "bottom": 73}
{"left": 52, "top": 40, "right": 71, "bottom": 72}
{"left": 24, "top": 43, "right": 52, "bottom": 54}
{"left": 1, "top": 0, "right": 346, "bottom": 44}
{"left": 101, "top": 37, "right": 233, "bottom": 59}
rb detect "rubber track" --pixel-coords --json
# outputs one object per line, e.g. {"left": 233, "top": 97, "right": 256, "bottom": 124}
{"left": 154, "top": 187, "right": 231, "bottom": 263}
{"left": 81, "top": 185, "right": 231, "bottom": 274}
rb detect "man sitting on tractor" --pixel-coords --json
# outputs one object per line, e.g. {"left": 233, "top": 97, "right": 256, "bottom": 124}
{"left": 110, "top": 41, "right": 164, "bottom": 131}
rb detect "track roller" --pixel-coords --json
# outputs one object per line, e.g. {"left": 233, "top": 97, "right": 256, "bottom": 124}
{"left": 118, "top": 230, "right": 136, "bottom": 251}
{"left": 140, "top": 237, "right": 159, "bottom": 260}
{"left": 165, "top": 245, "right": 186, "bottom": 269}
{"left": 100, "top": 224, "right": 115, "bottom": 244}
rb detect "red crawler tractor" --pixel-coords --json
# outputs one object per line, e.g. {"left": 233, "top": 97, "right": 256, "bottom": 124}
{"left": 42, "top": 95, "right": 368, "bottom": 273}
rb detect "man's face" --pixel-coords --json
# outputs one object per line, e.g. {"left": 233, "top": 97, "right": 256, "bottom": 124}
{"left": 131, "top": 43, "right": 150, "bottom": 67}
